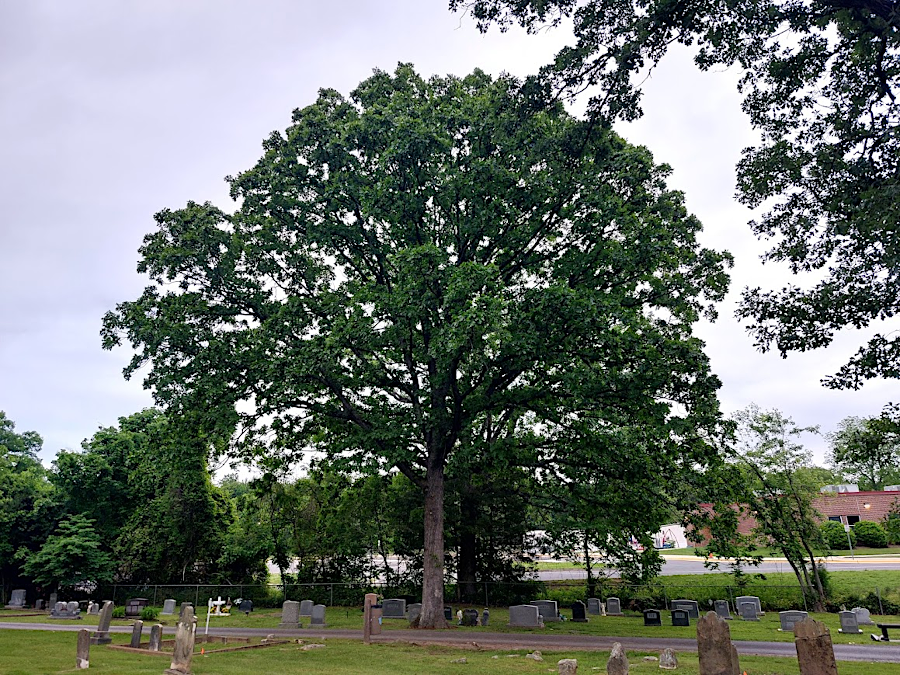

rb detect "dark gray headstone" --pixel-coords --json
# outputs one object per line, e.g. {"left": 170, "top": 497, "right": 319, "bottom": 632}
{"left": 643, "top": 609, "right": 662, "bottom": 626}
{"left": 444, "top": 605, "right": 453, "bottom": 621}
{"left": 382, "top": 598, "right": 406, "bottom": 619}
{"left": 671, "top": 609, "right": 690, "bottom": 626}
{"left": 672, "top": 599, "right": 699, "bottom": 619}
{"left": 161, "top": 599, "right": 176, "bottom": 615}
{"left": 779, "top": 610, "right": 809, "bottom": 632}
{"left": 130, "top": 620, "right": 143, "bottom": 648}
{"left": 738, "top": 601, "right": 759, "bottom": 621}
{"left": 838, "top": 610, "right": 862, "bottom": 634}
{"left": 735, "top": 595, "right": 761, "bottom": 616}
{"left": 407, "top": 603, "right": 421, "bottom": 624}
{"left": 239, "top": 599, "right": 253, "bottom": 614}
{"left": 571, "top": 601, "right": 587, "bottom": 622}
{"left": 714, "top": 599, "right": 732, "bottom": 620}
{"left": 148, "top": 624, "right": 163, "bottom": 652}
{"left": 852, "top": 607, "right": 874, "bottom": 625}
{"left": 606, "top": 597, "right": 623, "bottom": 616}
{"left": 509, "top": 604, "right": 543, "bottom": 628}
{"left": 587, "top": 598, "right": 601, "bottom": 615}
{"left": 461, "top": 608, "right": 479, "bottom": 626}
{"left": 310, "top": 604, "right": 326, "bottom": 626}
{"left": 299, "top": 599, "right": 314, "bottom": 617}
{"left": 279, "top": 600, "right": 301, "bottom": 628}
{"left": 530, "top": 600, "right": 559, "bottom": 622}
{"left": 124, "top": 598, "right": 148, "bottom": 617}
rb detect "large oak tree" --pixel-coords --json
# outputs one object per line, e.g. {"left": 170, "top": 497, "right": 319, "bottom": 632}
{"left": 103, "top": 65, "right": 731, "bottom": 627}
{"left": 456, "top": 0, "right": 900, "bottom": 388}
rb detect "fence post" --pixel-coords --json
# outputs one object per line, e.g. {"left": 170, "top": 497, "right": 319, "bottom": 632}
{"left": 195, "top": 585, "right": 199, "bottom": 609}
{"left": 330, "top": 585, "right": 333, "bottom": 607}
{"left": 484, "top": 582, "right": 489, "bottom": 608}
{"left": 877, "top": 586, "right": 885, "bottom": 615}
{"left": 152, "top": 585, "right": 157, "bottom": 606}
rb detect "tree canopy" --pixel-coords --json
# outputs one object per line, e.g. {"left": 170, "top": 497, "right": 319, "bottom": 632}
{"left": 828, "top": 413, "right": 900, "bottom": 490}
{"left": 102, "top": 64, "right": 731, "bottom": 627}
{"left": 455, "top": 0, "right": 900, "bottom": 388}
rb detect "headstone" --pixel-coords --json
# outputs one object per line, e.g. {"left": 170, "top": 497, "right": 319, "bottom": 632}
{"left": 87, "top": 602, "right": 99, "bottom": 615}
{"left": 780, "top": 610, "right": 809, "bottom": 632}
{"left": 697, "top": 611, "right": 740, "bottom": 675}
{"left": 49, "top": 592, "right": 57, "bottom": 607}
{"left": 161, "top": 599, "right": 176, "bottom": 615}
{"left": 51, "top": 601, "right": 82, "bottom": 619}
{"left": 482, "top": 608, "right": 489, "bottom": 626}
{"left": 671, "top": 609, "right": 690, "bottom": 627}
{"left": 164, "top": 605, "right": 197, "bottom": 675}
{"left": 659, "top": 648, "right": 678, "bottom": 670}
{"left": 179, "top": 602, "right": 193, "bottom": 621}
{"left": 382, "top": 598, "right": 406, "bottom": 619}
{"left": 571, "top": 601, "right": 587, "bottom": 622}
{"left": 530, "top": 600, "right": 560, "bottom": 622}
{"left": 587, "top": 598, "right": 601, "bottom": 615}
{"left": 91, "top": 601, "right": 113, "bottom": 645}
{"left": 558, "top": 658, "right": 578, "bottom": 675}
{"left": 279, "top": 600, "right": 301, "bottom": 628}
{"left": 643, "top": 609, "right": 662, "bottom": 626}
{"left": 735, "top": 596, "right": 761, "bottom": 617}
{"left": 407, "top": 603, "right": 422, "bottom": 624}
{"left": 838, "top": 610, "right": 862, "bottom": 634}
{"left": 125, "top": 597, "right": 149, "bottom": 617}
{"left": 714, "top": 600, "right": 732, "bottom": 620}
{"left": 606, "top": 597, "right": 623, "bottom": 616}
{"left": 34, "top": 599, "right": 44, "bottom": 611}
{"left": 310, "top": 603, "right": 327, "bottom": 626}
{"left": 239, "top": 598, "right": 253, "bottom": 615}
{"left": 509, "top": 604, "right": 543, "bottom": 628}
{"left": 672, "top": 599, "right": 699, "bottom": 619}
{"left": 461, "top": 608, "right": 479, "bottom": 626}
{"left": 444, "top": 605, "right": 453, "bottom": 622}
{"left": 794, "top": 617, "right": 838, "bottom": 675}
{"left": 130, "top": 620, "right": 143, "bottom": 648}
{"left": 5, "top": 589, "right": 26, "bottom": 609}
{"left": 606, "top": 642, "right": 629, "bottom": 675}
{"left": 149, "top": 624, "right": 163, "bottom": 652}
{"left": 738, "top": 601, "right": 759, "bottom": 621}
{"left": 76, "top": 629, "right": 90, "bottom": 669}
{"left": 299, "top": 599, "right": 314, "bottom": 617}
{"left": 852, "top": 607, "right": 874, "bottom": 625}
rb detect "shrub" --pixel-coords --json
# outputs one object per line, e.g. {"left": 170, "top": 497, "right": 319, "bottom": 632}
{"left": 140, "top": 606, "right": 159, "bottom": 621}
{"left": 853, "top": 521, "right": 889, "bottom": 548}
{"left": 111, "top": 606, "right": 125, "bottom": 618}
{"left": 820, "top": 520, "right": 854, "bottom": 550}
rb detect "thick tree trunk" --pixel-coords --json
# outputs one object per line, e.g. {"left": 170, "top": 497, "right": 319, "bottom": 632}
{"left": 457, "top": 497, "right": 478, "bottom": 603}
{"left": 419, "top": 463, "right": 448, "bottom": 628}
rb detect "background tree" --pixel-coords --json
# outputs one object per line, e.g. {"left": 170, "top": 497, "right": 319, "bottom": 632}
{"left": 455, "top": 0, "right": 900, "bottom": 388}
{"left": 732, "top": 404, "right": 829, "bottom": 611}
{"left": 0, "top": 412, "right": 55, "bottom": 601}
{"left": 102, "top": 64, "right": 731, "bottom": 627}
{"left": 21, "top": 514, "right": 113, "bottom": 594}
{"left": 828, "top": 415, "right": 900, "bottom": 490}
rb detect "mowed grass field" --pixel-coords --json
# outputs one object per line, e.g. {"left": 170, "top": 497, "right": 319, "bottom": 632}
{"left": 2, "top": 630, "right": 900, "bottom": 675}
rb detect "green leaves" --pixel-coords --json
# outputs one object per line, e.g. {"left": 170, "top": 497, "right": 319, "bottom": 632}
{"left": 22, "top": 514, "right": 113, "bottom": 591}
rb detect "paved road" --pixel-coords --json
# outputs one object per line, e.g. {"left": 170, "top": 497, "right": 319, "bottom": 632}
{"left": 539, "top": 555, "right": 900, "bottom": 579}
{"left": 3, "top": 621, "right": 900, "bottom": 663}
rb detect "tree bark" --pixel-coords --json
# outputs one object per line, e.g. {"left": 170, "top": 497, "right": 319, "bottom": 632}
{"left": 419, "top": 463, "right": 448, "bottom": 628}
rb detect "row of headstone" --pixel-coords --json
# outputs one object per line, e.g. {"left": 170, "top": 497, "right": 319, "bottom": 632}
{"left": 530, "top": 600, "right": 559, "bottom": 622}
{"left": 382, "top": 598, "right": 406, "bottom": 618}
{"left": 90, "top": 601, "right": 114, "bottom": 645}
{"left": 671, "top": 599, "right": 699, "bottom": 619}
{"left": 779, "top": 610, "right": 809, "bottom": 632}
{"left": 4, "top": 589, "right": 26, "bottom": 609}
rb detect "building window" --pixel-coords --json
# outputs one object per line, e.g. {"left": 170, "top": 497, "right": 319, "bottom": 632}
{"left": 847, "top": 515, "right": 860, "bottom": 525}
{"left": 828, "top": 516, "right": 842, "bottom": 522}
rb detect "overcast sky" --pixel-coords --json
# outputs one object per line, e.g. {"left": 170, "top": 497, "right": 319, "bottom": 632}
{"left": 1, "top": 0, "right": 896, "bottom": 467}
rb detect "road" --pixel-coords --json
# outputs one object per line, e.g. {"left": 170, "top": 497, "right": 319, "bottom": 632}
{"left": 2, "top": 621, "right": 899, "bottom": 663}
{"left": 538, "top": 554, "right": 900, "bottom": 579}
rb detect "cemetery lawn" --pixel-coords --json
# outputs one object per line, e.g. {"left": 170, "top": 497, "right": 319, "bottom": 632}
{"left": 2, "top": 630, "right": 900, "bottom": 675}
{"left": 665, "top": 546, "right": 900, "bottom": 557}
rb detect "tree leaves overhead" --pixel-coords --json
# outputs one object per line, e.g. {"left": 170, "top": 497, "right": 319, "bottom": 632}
{"left": 455, "top": 0, "right": 900, "bottom": 387}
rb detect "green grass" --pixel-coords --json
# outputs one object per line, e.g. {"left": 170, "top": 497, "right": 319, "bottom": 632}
{"left": 665, "top": 546, "right": 900, "bottom": 557}
{"left": 1, "top": 629, "right": 899, "bottom": 675}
